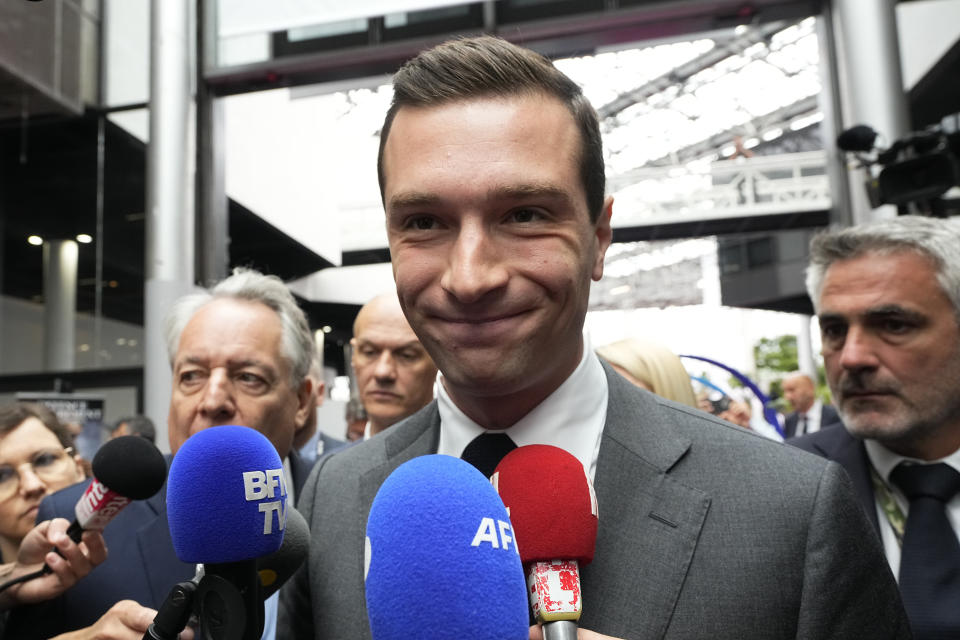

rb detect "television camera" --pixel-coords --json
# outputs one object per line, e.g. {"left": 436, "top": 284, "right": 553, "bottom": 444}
{"left": 837, "top": 112, "right": 960, "bottom": 215}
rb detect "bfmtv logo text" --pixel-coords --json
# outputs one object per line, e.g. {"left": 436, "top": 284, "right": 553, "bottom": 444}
{"left": 242, "top": 468, "right": 287, "bottom": 534}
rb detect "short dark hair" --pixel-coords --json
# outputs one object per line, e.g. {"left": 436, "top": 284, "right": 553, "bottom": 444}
{"left": 0, "top": 402, "right": 74, "bottom": 449}
{"left": 112, "top": 415, "right": 157, "bottom": 444}
{"left": 377, "top": 35, "right": 606, "bottom": 222}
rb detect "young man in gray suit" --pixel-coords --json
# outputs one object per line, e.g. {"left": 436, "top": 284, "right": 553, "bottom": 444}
{"left": 792, "top": 216, "right": 960, "bottom": 638}
{"left": 281, "top": 36, "right": 908, "bottom": 639}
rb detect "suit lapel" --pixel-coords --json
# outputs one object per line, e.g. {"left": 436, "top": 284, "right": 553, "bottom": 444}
{"left": 359, "top": 403, "right": 442, "bottom": 511}
{"left": 353, "top": 404, "right": 442, "bottom": 598}
{"left": 582, "top": 367, "right": 709, "bottom": 637}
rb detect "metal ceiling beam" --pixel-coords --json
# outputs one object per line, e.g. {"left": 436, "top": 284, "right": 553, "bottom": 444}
{"left": 596, "top": 19, "right": 795, "bottom": 120}
{"left": 203, "top": 0, "right": 819, "bottom": 97}
{"left": 628, "top": 93, "right": 820, "bottom": 171}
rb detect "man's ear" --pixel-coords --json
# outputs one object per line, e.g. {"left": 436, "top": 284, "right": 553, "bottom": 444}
{"left": 592, "top": 196, "right": 614, "bottom": 281}
{"left": 315, "top": 380, "right": 327, "bottom": 407}
{"left": 293, "top": 377, "right": 314, "bottom": 428}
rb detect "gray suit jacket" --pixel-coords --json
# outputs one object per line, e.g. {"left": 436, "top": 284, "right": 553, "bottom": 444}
{"left": 281, "top": 365, "right": 910, "bottom": 639}
{"left": 789, "top": 423, "right": 881, "bottom": 532}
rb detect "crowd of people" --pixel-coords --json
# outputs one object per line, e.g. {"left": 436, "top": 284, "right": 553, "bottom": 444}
{"left": 0, "top": 34, "right": 957, "bottom": 640}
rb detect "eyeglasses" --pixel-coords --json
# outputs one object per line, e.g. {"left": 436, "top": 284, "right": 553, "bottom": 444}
{"left": 0, "top": 447, "right": 76, "bottom": 502}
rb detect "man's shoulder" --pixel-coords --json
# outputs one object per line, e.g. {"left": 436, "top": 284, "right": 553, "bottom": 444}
{"left": 788, "top": 422, "right": 853, "bottom": 456}
{"left": 605, "top": 377, "right": 829, "bottom": 481}
{"left": 820, "top": 403, "right": 841, "bottom": 425}
{"left": 309, "top": 402, "right": 439, "bottom": 482}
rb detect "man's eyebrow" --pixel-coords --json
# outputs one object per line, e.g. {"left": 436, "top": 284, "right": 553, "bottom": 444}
{"left": 863, "top": 306, "right": 927, "bottom": 322}
{"left": 175, "top": 356, "right": 207, "bottom": 369}
{"left": 175, "top": 356, "right": 274, "bottom": 372}
{"left": 488, "top": 183, "right": 573, "bottom": 205}
{"left": 387, "top": 184, "right": 573, "bottom": 211}
{"left": 387, "top": 191, "right": 443, "bottom": 211}
{"left": 819, "top": 305, "right": 926, "bottom": 324}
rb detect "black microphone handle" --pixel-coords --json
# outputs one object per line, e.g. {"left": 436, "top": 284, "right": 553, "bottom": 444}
{"left": 196, "top": 561, "right": 263, "bottom": 640}
{"left": 65, "top": 519, "right": 84, "bottom": 543}
{"left": 142, "top": 580, "right": 198, "bottom": 640}
{"left": 41, "top": 519, "right": 86, "bottom": 575}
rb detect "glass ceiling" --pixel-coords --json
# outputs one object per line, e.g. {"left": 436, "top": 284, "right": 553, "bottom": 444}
{"left": 224, "top": 16, "right": 824, "bottom": 259}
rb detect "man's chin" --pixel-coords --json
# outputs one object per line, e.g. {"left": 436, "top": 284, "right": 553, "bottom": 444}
{"left": 842, "top": 412, "right": 909, "bottom": 442}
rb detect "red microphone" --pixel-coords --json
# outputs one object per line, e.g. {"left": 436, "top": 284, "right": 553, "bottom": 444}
{"left": 492, "top": 445, "right": 598, "bottom": 640}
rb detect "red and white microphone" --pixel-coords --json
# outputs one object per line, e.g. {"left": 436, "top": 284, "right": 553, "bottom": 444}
{"left": 492, "top": 445, "right": 599, "bottom": 640}
{"left": 63, "top": 435, "right": 167, "bottom": 542}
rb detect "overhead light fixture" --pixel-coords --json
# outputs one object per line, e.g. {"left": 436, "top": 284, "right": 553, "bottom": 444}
{"left": 76, "top": 234, "right": 93, "bottom": 244}
{"left": 27, "top": 235, "right": 43, "bottom": 246}
{"left": 761, "top": 127, "right": 783, "bottom": 141}
{"left": 322, "top": 325, "right": 332, "bottom": 333}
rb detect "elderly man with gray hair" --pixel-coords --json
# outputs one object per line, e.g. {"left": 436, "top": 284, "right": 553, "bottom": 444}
{"left": 8, "top": 267, "right": 317, "bottom": 640}
{"left": 791, "top": 215, "right": 960, "bottom": 638}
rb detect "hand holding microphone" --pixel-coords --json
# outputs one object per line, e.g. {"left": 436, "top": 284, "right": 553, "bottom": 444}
{"left": 364, "top": 454, "right": 529, "bottom": 640}
{"left": 493, "top": 445, "right": 599, "bottom": 640}
{"left": 0, "top": 518, "right": 107, "bottom": 609}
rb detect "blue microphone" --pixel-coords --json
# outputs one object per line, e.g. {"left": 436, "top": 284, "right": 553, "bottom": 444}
{"left": 364, "top": 454, "right": 529, "bottom": 640}
{"left": 166, "top": 425, "right": 287, "bottom": 640}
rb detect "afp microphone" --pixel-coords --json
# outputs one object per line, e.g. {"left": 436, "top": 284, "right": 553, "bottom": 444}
{"left": 364, "top": 455, "right": 529, "bottom": 640}
{"left": 166, "top": 425, "right": 287, "bottom": 640}
{"left": 493, "top": 445, "right": 599, "bottom": 640}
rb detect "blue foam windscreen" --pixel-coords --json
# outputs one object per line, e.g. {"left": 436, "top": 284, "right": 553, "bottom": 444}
{"left": 364, "top": 455, "right": 529, "bottom": 640}
{"left": 167, "top": 425, "right": 286, "bottom": 563}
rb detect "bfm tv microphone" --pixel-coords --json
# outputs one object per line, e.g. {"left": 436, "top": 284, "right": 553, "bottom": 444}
{"left": 364, "top": 455, "right": 529, "bottom": 640}
{"left": 144, "top": 506, "right": 308, "bottom": 640}
{"left": 493, "top": 445, "right": 599, "bottom": 640}
{"left": 165, "top": 425, "right": 287, "bottom": 640}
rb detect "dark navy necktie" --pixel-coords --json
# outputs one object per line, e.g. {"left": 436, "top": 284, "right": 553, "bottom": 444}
{"left": 460, "top": 432, "right": 517, "bottom": 478}
{"left": 890, "top": 462, "right": 960, "bottom": 639}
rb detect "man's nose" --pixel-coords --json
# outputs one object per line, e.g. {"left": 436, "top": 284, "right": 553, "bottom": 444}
{"left": 199, "top": 369, "right": 237, "bottom": 419}
{"left": 838, "top": 326, "right": 880, "bottom": 372}
{"left": 440, "top": 222, "right": 509, "bottom": 304}
{"left": 373, "top": 351, "right": 397, "bottom": 381}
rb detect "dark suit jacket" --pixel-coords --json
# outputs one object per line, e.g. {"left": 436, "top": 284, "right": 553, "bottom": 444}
{"left": 783, "top": 403, "right": 842, "bottom": 439}
{"left": 280, "top": 363, "right": 910, "bottom": 639}
{"left": 6, "top": 450, "right": 315, "bottom": 639}
{"left": 789, "top": 423, "right": 881, "bottom": 532}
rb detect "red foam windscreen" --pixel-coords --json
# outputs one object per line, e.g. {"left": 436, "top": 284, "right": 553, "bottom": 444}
{"left": 492, "top": 444, "right": 598, "bottom": 565}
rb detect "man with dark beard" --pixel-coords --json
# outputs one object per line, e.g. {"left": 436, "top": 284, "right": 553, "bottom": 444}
{"left": 792, "top": 215, "right": 960, "bottom": 639}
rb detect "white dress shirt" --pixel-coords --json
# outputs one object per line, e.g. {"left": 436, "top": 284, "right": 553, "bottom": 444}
{"left": 864, "top": 439, "right": 960, "bottom": 577}
{"left": 436, "top": 331, "right": 609, "bottom": 482}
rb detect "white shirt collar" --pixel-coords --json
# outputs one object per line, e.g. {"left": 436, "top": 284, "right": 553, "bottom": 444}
{"left": 864, "top": 438, "right": 960, "bottom": 483}
{"left": 436, "top": 330, "right": 609, "bottom": 481}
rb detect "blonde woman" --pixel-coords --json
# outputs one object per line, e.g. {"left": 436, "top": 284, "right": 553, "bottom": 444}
{"left": 596, "top": 338, "right": 698, "bottom": 408}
